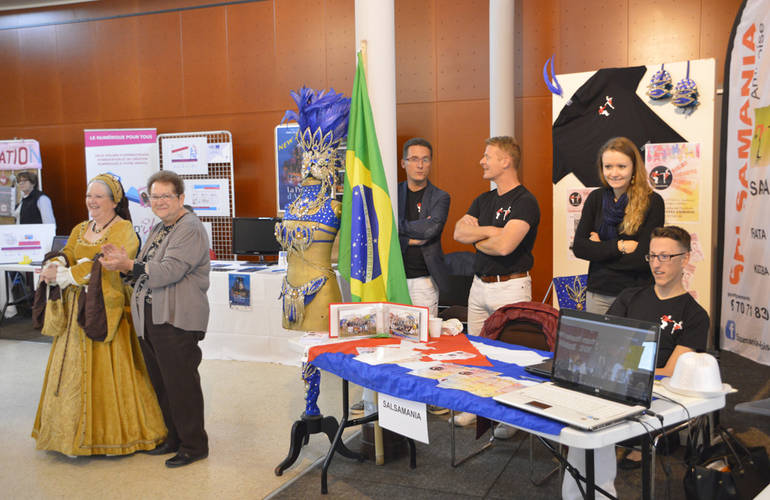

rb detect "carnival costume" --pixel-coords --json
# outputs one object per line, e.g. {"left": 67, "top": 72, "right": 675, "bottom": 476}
{"left": 277, "top": 87, "right": 351, "bottom": 331}
{"left": 31, "top": 174, "right": 166, "bottom": 456}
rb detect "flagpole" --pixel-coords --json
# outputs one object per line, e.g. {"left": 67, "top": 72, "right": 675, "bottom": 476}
{"left": 357, "top": 36, "right": 386, "bottom": 469}
{"left": 360, "top": 40, "right": 368, "bottom": 79}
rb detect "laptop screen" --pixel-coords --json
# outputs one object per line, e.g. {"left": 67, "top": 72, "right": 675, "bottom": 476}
{"left": 552, "top": 308, "right": 660, "bottom": 407}
{"left": 51, "top": 235, "right": 68, "bottom": 253}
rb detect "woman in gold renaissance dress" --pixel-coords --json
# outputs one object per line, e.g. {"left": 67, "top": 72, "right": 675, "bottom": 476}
{"left": 31, "top": 173, "right": 166, "bottom": 456}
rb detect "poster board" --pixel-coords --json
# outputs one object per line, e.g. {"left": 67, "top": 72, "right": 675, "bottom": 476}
{"left": 0, "top": 139, "right": 43, "bottom": 225}
{"left": 84, "top": 129, "right": 159, "bottom": 244}
{"left": 552, "top": 59, "right": 716, "bottom": 318}
{"left": 275, "top": 123, "right": 301, "bottom": 215}
{"left": 0, "top": 224, "right": 56, "bottom": 263}
{"left": 158, "top": 131, "right": 235, "bottom": 260}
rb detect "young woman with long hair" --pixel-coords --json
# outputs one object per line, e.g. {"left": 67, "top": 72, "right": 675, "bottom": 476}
{"left": 572, "top": 137, "right": 665, "bottom": 314}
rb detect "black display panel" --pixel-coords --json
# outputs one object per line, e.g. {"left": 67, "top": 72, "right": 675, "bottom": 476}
{"left": 231, "top": 217, "right": 282, "bottom": 256}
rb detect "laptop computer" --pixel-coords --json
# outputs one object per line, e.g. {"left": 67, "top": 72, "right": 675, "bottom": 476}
{"left": 30, "top": 235, "right": 69, "bottom": 266}
{"left": 494, "top": 308, "right": 660, "bottom": 431}
{"left": 525, "top": 358, "right": 553, "bottom": 378}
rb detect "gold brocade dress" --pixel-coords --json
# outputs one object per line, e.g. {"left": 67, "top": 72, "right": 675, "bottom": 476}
{"left": 31, "top": 220, "right": 167, "bottom": 455}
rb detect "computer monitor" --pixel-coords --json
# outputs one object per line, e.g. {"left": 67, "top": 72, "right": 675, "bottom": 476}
{"left": 231, "top": 217, "right": 282, "bottom": 258}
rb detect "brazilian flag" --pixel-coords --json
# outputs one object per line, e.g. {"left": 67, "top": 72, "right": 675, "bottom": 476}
{"left": 338, "top": 53, "right": 411, "bottom": 304}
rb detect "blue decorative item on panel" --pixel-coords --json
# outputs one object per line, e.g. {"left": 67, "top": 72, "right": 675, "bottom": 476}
{"left": 543, "top": 55, "right": 563, "bottom": 97}
{"left": 553, "top": 274, "right": 588, "bottom": 311}
{"left": 672, "top": 61, "right": 699, "bottom": 110}
{"left": 647, "top": 64, "right": 673, "bottom": 100}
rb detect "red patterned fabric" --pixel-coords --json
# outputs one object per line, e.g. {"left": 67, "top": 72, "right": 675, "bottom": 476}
{"left": 479, "top": 301, "right": 559, "bottom": 351}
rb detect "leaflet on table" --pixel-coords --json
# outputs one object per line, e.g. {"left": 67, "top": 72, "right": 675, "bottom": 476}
{"left": 354, "top": 343, "right": 429, "bottom": 365}
{"left": 439, "top": 375, "right": 526, "bottom": 398}
{"left": 298, "top": 331, "right": 335, "bottom": 346}
{"left": 328, "top": 302, "right": 429, "bottom": 342}
{"left": 228, "top": 273, "right": 251, "bottom": 310}
{"left": 409, "top": 363, "right": 500, "bottom": 380}
{"left": 408, "top": 363, "right": 527, "bottom": 398}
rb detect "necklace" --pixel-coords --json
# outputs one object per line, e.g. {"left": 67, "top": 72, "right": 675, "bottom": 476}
{"left": 93, "top": 213, "right": 118, "bottom": 233}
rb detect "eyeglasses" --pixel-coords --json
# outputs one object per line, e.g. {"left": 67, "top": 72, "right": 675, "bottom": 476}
{"left": 405, "top": 156, "right": 431, "bottom": 165}
{"left": 644, "top": 252, "right": 687, "bottom": 262}
{"left": 150, "top": 194, "right": 179, "bottom": 201}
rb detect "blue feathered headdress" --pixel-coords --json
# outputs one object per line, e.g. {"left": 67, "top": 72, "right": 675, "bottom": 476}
{"left": 282, "top": 87, "right": 351, "bottom": 142}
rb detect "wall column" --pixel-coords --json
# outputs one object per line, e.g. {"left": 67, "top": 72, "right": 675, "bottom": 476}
{"left": 489, "top": 0, "right": 515, "bottom": 137}
{"left": 354, "top": 0, "right": 398, "bottom": 216}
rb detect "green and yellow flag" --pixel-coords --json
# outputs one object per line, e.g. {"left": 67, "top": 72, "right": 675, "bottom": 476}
{"left": 338, "top": 53, "right": 410, "bottom": 304}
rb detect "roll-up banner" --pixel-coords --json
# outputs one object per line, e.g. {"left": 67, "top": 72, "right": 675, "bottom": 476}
{"left": 719, "top": 0, "right": 770, "bottom": 364}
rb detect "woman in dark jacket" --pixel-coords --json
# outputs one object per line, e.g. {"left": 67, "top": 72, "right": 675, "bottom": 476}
{"left": 572, "top": 137, "right": 665, "bottom": 314}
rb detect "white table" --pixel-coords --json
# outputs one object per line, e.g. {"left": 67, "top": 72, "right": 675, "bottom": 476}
{"left": 517, "top": 383, "right": 724, "bottom": 450}
{"left": 200, "top": 261, "right": 349, "bottom": 365}
{"left": 501, "top": 385, "right": 724, "bottom": 500}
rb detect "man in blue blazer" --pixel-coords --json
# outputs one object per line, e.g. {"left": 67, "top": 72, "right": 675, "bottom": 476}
{"left": 397, "top": 137, "right": 451, "bottom": 318}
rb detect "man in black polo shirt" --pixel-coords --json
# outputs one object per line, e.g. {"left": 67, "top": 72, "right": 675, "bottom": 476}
{"left": 397, "top": 137, "right": 451, "bottom": 318}
{"left": 452, "top": 136, "right": 540, "bottom": 435}
{"left": 454, "top": 136, "right": 540, "bottom": 336}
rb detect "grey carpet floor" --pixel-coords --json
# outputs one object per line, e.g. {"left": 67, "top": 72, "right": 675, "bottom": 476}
{"left": 0, "top": 313, "right": 51, "bottom": 343}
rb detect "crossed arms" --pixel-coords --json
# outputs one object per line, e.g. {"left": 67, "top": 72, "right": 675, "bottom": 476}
{"left": 453, "top": 214, "right": 530, "bottom": 256}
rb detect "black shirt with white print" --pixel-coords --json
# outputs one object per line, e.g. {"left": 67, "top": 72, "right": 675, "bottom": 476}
{"left": 467, "top": 185, "right": 540, "bottom": 277}
{"left": 608, "top": 285, "right": 709, "bottom": 368}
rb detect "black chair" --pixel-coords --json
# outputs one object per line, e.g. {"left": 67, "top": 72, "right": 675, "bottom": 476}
{"left": 437, "top": 252, "right": 475, "bottom": 328}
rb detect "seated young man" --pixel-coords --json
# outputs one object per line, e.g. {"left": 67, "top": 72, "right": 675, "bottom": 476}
{"left": 562, "top": 226, "right": 709, "bottom": 498}
{"left": 608, "top": 225, "right": 709, "bottom": 376}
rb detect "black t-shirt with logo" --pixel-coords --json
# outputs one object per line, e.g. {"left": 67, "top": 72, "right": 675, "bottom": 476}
{"left": 404, "top": 187, "right": 429, "bottom": 278}
{"left": 467, "top": 185, "right": 540, "bottom": 276}
{"left": 608, "top": 286, "right": 709, "bottom": 368}
{"left": 552, "top": 66, "right": 686, "bottom": 187}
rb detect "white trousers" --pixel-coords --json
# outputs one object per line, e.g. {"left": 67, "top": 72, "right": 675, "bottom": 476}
{"left": 407, "top": 276, "right": 439, "bottom": 318}
{"left": 467, "top": 274, "right": 531, "bottom": 336}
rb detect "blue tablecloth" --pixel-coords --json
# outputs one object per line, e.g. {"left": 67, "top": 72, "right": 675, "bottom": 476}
{"left": 310, "top": 335, "right": 566, "bottom": 436}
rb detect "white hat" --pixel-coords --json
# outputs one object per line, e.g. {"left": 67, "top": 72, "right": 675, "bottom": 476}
{"left": 661, "top": 352, "right": 734, "bottom": 398}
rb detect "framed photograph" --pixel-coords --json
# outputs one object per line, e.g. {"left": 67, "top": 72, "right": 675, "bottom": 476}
{"left": 328, "top": 302, "right": 429, "bottom": 342}
{"left": 275, "top": 123, "right": 301, "bottom": 215}
{"left": 387, "top": 303, "right": 428, "bottom": 342}
{"left": 336, "top": 303, "right": 380, "bottom": 339}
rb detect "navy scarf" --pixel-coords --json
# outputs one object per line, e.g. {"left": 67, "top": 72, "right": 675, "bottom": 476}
{"left": 598, "top": 188, "right": 627, "bottom": 240}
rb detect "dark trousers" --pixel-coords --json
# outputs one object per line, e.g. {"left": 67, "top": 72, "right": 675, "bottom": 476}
{"left": 141, "top": 302, "right": 208, "bottom": 456}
